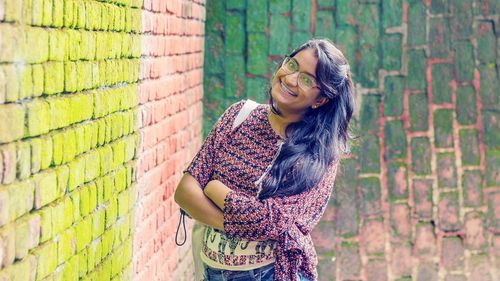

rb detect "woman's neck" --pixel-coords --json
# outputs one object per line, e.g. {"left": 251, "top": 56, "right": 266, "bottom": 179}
{"left": 268, "top": 108, "right": 302, "bottom": 139}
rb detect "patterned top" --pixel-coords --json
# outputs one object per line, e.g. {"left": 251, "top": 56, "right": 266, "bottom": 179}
{"left": 185, "top": 100, "right": 338, "bottom": 281}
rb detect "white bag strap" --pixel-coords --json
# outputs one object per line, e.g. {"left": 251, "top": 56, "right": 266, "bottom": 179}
{"left": 231, "top": 99, "right": 260, "bottom": 131}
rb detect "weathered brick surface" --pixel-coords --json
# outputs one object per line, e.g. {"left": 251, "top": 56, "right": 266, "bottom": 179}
{"left": 198, "top": 0, "right": 499, "bottom": 280}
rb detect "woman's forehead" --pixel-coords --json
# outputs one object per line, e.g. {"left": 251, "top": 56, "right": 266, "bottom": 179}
{"left": 292, "top": 48, "right": 318, "bottom": 77}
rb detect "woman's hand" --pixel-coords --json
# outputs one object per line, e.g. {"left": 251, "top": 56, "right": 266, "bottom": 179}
{"left": 204, "top": 180, "right": 232, "bottom": 210}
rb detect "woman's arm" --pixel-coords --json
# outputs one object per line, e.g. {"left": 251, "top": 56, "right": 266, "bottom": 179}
{"left": 174, "top": 173, "right": 224, "bottom": 230}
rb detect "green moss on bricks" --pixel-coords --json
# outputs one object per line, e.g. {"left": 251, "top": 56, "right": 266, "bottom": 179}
{"left": 360, "top": 133, "right": 380, "bottom": 173}
{"left": 34, "top": 170, "right": 58, "bottom": 209}
{"left": 382, "top": 34, "right": 402, "bottom": 71}
{"left": 92, "top": 208, "right": 106, "bottom": 240}
{"left": 0, "top": 103, "right": 24, "bottom": 143}
{"left": 407, "top": 0, "right": 426, "bottom": 46}
{"left": 44, "top": 61, "right": 65, "bottom": 95}
{"left": 105, "top": 198, "right": 118, "bottom": 229}
{"left": 269, "top": 14, "right": 291, "bottom": 55}
{"left": 16, "top": 141, "right": 31, "bottom": 180}
{"left": 431, "top": 63, "right": 452, "bottom": 104}
{"left": 8, "top": 180, "right": 34, "bottom": 221}
{"left": 247, "top": 0, "right": 268, "bottom": 32}
{"left": 411, "top": 137, "right": 431, "bottom": 175}
{"left": 478, "top": 64, "right": 500, "bottom": 111}
{"left": 76, "top": 216, "right": 92, "bottom": 252}
{"left": 247, "top": 33, "right": 268, "bottom": 75}
{"left": 314, "top": 10, "right": 335, "bottom": 38}
{"left": 383, "top": 76, "right": 404, "bottom": 117}
{"left": 26, "top": 99, "right": 50, "bottom": 137}
{"left": 32, "top": 64, "right": 44, "bottom": 97}
{"left": 68, "top": 156, "right": 85, "bottom": 191}
{"left": 434, "top": 109, "right": 454, "bottom": 148}
{"left": 84, "top": 150, "right": 100, "bottom": 183}
{"left": 407, "top": 49, "right": 426, "bottom": 90}
{"left": 292, "top": 0, "right": 311, "bottom": 31}
{"left": 56, "top": 164, "right": 69, "bottom": 195}
{"left": 30, "top": 138, "right": 42, "bottom": 174}
{"left": 429, "top": 17, "right": 450, "bottom": 58}
{"left": 482, "top": 111, "right": 500, "bottom": 150}
{"left": 63, "top": 129, "right": 77, "bottom": 164}
{"left": 459, "top": 129, "right": 480, "bottom": 166}
{"left": 387, "top": 161, "right": 408, "bottom": 200}
{"left": 33, "top": 241, "right": 57, "bottom": 280}
{"left": 456, "top": 86, "right": 477, "bottom": 125}
{"left": 384, "top": 120, "right": 406, "bottom": 160}
{"left": 485, "top": 149, "right": 500, "bottom": 187}
{"left": 18, "top": 64, "right": 33, "bottom": 100}
{"left": 453, "top": 41, "right": 474, "bottom": 82}
{"left": 40, "top": 135, "right": 53, "bottom": 170}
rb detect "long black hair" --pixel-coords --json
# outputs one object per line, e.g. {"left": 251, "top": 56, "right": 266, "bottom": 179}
{"left": 259, "top": 39, "right": 354, "bottom": 199}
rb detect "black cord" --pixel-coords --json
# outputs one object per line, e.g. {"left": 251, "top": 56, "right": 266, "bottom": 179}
{"left": 175, "top": 209, "right": 187, "bottom": 246}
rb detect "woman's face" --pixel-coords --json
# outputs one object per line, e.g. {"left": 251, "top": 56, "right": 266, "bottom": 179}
{"left": 271, "top": 48, "right": 326, "bottom": 116}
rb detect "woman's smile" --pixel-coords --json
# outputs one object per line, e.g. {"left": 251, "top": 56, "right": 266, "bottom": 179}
{"left": 279, "top": 79, "right": 298, "bottom": 98}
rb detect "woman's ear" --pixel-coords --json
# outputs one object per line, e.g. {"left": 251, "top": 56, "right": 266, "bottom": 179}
{"left": 314, "top": 96, "right": 329, "bottom": 108}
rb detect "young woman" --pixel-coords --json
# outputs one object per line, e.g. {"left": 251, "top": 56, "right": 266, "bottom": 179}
{"left": 175, "top": 39, "right": 354, "bottom": 281}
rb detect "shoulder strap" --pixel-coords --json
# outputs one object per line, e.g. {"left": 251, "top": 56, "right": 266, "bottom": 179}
{"left": 231, "top": 99, "right": 260, "bottom": 131}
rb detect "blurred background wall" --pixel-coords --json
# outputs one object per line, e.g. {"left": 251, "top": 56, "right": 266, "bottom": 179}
{"left": 0, "top": 0, "right": 498, "bottom": 280}
{"left": 202, "top": 0, "right": 499, "bottom": 280}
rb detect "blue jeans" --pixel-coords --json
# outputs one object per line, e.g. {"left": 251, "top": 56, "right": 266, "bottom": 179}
{"left": 203, "top": 263, "right": 311, "bottom": 281}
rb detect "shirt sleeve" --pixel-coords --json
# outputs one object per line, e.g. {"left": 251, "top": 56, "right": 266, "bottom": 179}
{"left": 184, "top": 101, "right": 245, "bottom": 188}
{"left": 222, "top": 161, "right": 338, "bottom": 241}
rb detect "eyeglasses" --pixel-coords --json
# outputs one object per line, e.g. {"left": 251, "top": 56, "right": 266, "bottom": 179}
{"left": 280, "top": 57, "right": 320, "bottom": 92}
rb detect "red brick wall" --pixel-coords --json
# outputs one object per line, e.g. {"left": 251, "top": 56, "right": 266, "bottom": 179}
{"left": 134, "top": 1, "right": 205, "bottom": 280}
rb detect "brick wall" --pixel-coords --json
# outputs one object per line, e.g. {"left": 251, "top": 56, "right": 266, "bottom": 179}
{"left": 0, "top": 0, "right": 142, "bottom": 279}
{"left": 134, "top": 0, "right": 205, "bottom": 281}
{"left": 203, "top": 1, "right": 500, "bottom": 280}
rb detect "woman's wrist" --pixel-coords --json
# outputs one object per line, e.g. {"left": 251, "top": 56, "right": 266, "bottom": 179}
{"left": 204, "top": 180, "right": 231, "bottom": 210}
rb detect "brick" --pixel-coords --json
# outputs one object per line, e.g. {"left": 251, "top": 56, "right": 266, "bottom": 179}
{"left": 225, "top": 12, "right": 245, "bottom": 55}
{"left": 474, "top": 0, "right": 497, "bottom": 16}
{"left": 482, "top": 111, "right": 500, "bottom": 150}
{"left": 463, "top": 170, "right": 483, "bottom": 207}
{"left": 245, "top": 76, "right": 267, "bottom": 104}
{"left": 384, "top": 120, "right": 406, "bottom": 160}
{"left": 433, "top": 109, "right": 453, "bottom": 148}
{"left": 48, "top": 29, "right": 68, "bottom": 61}
{"left": 476, "top": 22, "right": 496, "bottom": 64}
{"left": 359, "top": 94, "right": 380, "bottom": 134}
{"left": 365, "top": 258, "right": 388, "bottom": 281}
{"left": 32, "top": 64, "right": 44, "bottom": 97}
{"left": 387, "top": 161, "right": 408, "bottom": 200}
{"left": 407, "top": 49, "right": 426, "bottom": 90}
{"left": 32, "top": 241, "right": 57, "bottom": 280}
{"left": 0, "top": 188, "right": 7, "bottom": 226}
{"left": 247, "top": 33, "right": 268, "bottom": 75}
{"left": 411, "top": 137, "right": 431, "bottom": 175}
{"left": 439, "top": 191, "right": 461, "bottom": 231}
{"left": 247, "top": 0, "right": 267, "bottom": 32}
{"left": 43, "top": 61, "right": 64, "bottom": 95}
{"left": 51, "top": 132, "right": 64, "bottom": 166}
{"left": 339, "top": 242, "right": 361, "bottom": 277}
{"left": 408, "top": 92, "right": 429, "bottom": 132}
{"left": 488, "top": 191, "right": 500, "bottom": 232}
{"left": 39, "top": 206, "right": 52, "bottom": 242}
{"left": 92, "top": 208, "right": 106, "bottom": 239}
{"left": 6, "top": 254, "right": 36, "bottom": 281}
{"left": 415, "top": 222, "right": 436, "bottom": 256}
{"left": 204, "top": 32, "right": 224, "bottom": 75}
{"left": 8, "top": 180, "right": 34, "bottom": 221}
{"left": 3, "top": 0, "right": 22, "bottom": 22}
{"left": 335, "top": 26, "right": 357, "bottom": 74}
{"left": 436, "top": 152, "right": 457, "bottom": 188}
{"left": 227, "top": 0, "right": 246, "bottom": 10}
{"left": 430, "top": 0, "right": 448, "bottom": 13}
{"left": 0, "top": 26, "right": 23, "bottom": 63}
{"left": 16, "top": 142, "right": 31, "bottom": 180}
{"left": 478, "top": 64, "right": 500, "bottom": 111}
{"left": 76, "top": 216, "right": 92, "bottom": 252}
{"left": 382, "top": 33, "right": 402, "bottom": 71}
{"left": 469, "top": 254, "right": 493, "bottom": 281}
{"left": 450, "top": 0, "right": 473, "bottom": 39}
{"left": 416, "top": 262, "right": 438, "bottom": 281}
{"left": 18, "top": 64, "right": 33, "bottom": 100}
{"left": 485, "top": 149, "right": 500, "bottom": 186}
{"left": 464, "top": 211, "right": 488, "bottom": 251}
{"left": 442, "top": 236, "right": 464, "bottom": 270}
{"left": 382, "top": 0, "right": 402, "bottom": 28}
{"left": 68, "top": 156, "right": 85, "bottom": 191}
{"left": 26, "top": 99, "right": 50, "bottom": 137}
{"left": 455, "top": 85, "right": 477, "bottom": 125}
{"left": 292, "top": 31, "right": 312, "bottom": 49}
{"left": 0, "top": 143, "right": 16, "bottom": 184}
{"left": 391, "top": 203, "right": 411, "bottom": 239}
{"left": 42, "top": 0, "right": 53, "bottom": 26}
{"left": 431, "top": 63, "right": 452, "bottom": 104}
{"left": 269, "top": 0, "right": 290, "bottom": 14}
{"left": 0, "top": 224, "right": 15, "bottom": 268}
{"left": 40, "top": 135, "right": 53, "bottom": 170}
{"left": 56, "top": 164, "right": 69, "bottom": 195}
{"left": 34, "top": 170, "right": 58, "bottom": 209}
{"left": 429, "top": 18, "right": 451, "bottom": 58}
{"left": 0, "top": 103, "right": 24, "bottom": 143}
{"left": 407, "top": 0, "right": 426, "bottom": 46}
{"left": 391, "top": 242, "right": 412, "bottom": 277}
{"left": 383, "top": 76, "right": 404, "bottom": 116}
{"left": 459, "top": 129, "right": 480, "bottom": 166}
{"left": 335, "top": 0, "right": 358, "bottom": 26}
{"left": 315, "top": 10, "right": 335, "bottom": 38}
{"left": 292, "top": 0, "right": 311, "bottom": 31}
{"left": 224, "top": 56, "right": 245, "bottom": 99}
{"left": 453, "top": 41, "right": 474, "bottom": 82}
{"left": 269, "top": 14, "right": 291, "bottom": 55}
{"left": 57, "top": 227, "right": 75, "bottom": 264}
{"left": 25, "top": 27, "right": 49, "bottom": 63}
{"left": 334, "top": 159, "right": 359, "bottom": 237}
{"left": 2, "top": 65, "right": 19, "bottom": 102}
{"left": 362, "top": 218, "right": 385, "bottom": 255}
{"left": 445, "top": 274, "right": 466, "bottom": 281}
{"left": 360, "top": 133, "right": 380, "bottom": 173}
{"left": 358, "top": 177, "right": 381, "bottom": 217}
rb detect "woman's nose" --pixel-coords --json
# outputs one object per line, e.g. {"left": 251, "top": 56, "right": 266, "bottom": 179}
{"left": 284, "top": 72, "right": 299, "bottom": 87}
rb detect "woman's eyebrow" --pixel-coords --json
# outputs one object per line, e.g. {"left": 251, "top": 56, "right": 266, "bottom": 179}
{"left": 293, "top": 58, "right": 317, "bottom": 79}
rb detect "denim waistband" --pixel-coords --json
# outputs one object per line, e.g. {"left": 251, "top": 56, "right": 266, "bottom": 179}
{"left": 203, "top": 263, "right": 275, "bottom": 281}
